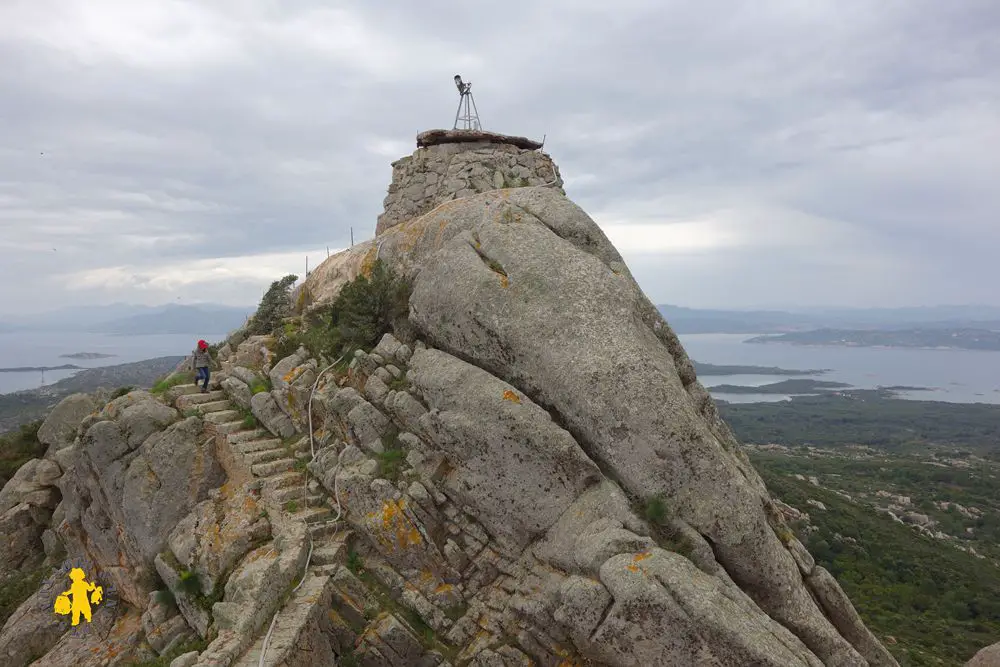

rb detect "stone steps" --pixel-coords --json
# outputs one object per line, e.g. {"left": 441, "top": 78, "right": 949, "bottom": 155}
{"left": 189, "top": 399, "right": 232, "bottom": 414}
{"left": 309, "top": 520, "right": 343, "bottom": 540}
{"left": 260, "top": 471, "right": 305, "bottom": 491}
{"left": 175, "top": 389, "right": 227, "bottom": 406}
{"left": 204, "top": 409, "right": 242, "bottom": 425}
{"left": 310, "top": 541, "right": 348, "bottom": 567}
{"left": 279, "top": 493, "right": 326, "bottom": 510}
{"left": 235, "top": 438, "right": 284, "bottom": 455}
{"left": 232, "top": 572, "right": 334, "bottom": 667}
{"left": 214, "top": 420, "right": 248, "bottom": 436}
{"left": 271, "top": 485, "right": 314, "bottom": 505}
{"left": 227, "top": 429, "right": 270, "bottom": 444}
{"left": 252, "top": 458, "right": 297, "bottom": 477}
{"left": 244, "top": 448, "right": 289, "bottom": 466}
{"left": 290, "top": 506, "right": 332, "bottom": 524}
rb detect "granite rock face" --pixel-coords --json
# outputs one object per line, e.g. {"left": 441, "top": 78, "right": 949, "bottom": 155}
{"left": 299, "top": 183, "right": 898, "bottom": 666}
{"left": 37, "top": 392, "right": 105, "bottom": 455}
{"left": 53, "top": 392, "right": 224, "bottom": 608}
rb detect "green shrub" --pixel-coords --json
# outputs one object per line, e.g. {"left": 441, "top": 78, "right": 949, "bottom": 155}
{"left": 0, "top": 567, "right": 48, "bottom": 628}
{"left": 644, "top": 494, "right": 668, "bottom": 526}
{"left": 376, "top": 448, "right": 406, "bottom": 482}
{"left": 131, "top": 636, "right": 209, "bottom": 667}
{"left": 153, "top": 588, "right": 176, "bottom": 608}
{"left": 111, "top": 386, "right": 134, "bottom": 399}
{"left": 247, "top": 274, "right": 298, "bottom": 336}
{"left": 328, "top": 260, "right": 410, "bottom": 353}
{"left": 284, "top": 501, "right": 299, "bottom": 513}
{"left": 176, "top": 569, "right": 201, "bottom": 595}
{"left": 249, "top": 377, "right": 271, "bottom": 395}
{"left": 0, "top": 421, "right": 45, "bottom": 483}
{"left": 255, "top": 260, "right": 412, "bottom": 366}
{"left": 346, "top": 549, "right": 363, "bottom": 574}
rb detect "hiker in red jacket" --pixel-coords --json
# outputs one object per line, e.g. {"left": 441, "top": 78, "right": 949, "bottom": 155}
{"left": 192, "top": 340, "right": 212, "bottom": 393}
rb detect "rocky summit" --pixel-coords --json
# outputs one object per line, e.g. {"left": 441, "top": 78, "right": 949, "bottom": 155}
{"left": 0, "top": 130, "right": 905, "bottom": 666}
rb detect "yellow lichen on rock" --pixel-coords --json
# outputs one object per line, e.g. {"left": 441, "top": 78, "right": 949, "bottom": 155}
{"left": 367, "top": 498, "right": 424, "bottom": 551}
{"left": 502, "top": 390, "right": 521, "bottom": 404}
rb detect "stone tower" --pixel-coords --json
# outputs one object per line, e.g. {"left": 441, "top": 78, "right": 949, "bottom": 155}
{"left": 375, "top": 129, "right": 565, "bottom": 235}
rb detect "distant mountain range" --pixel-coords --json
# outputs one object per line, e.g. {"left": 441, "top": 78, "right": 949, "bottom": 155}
{"left": 0, "top": 303, "right": 254, "bottom": 335}
{"left": 657, "top": 304, "right": 1000, "bottom": 334}
{"left": 3, "top": 302, "right": 999, "bottom": 337}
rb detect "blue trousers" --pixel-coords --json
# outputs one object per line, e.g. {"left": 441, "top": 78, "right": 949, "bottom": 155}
{"left": 195, "top": 367, "right": 210, "bottom": 389}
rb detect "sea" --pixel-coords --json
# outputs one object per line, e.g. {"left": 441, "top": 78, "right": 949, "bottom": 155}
{"left": 677, "top": 333, "right": 1000, "bottom": 405}
{"left": 1, "top": 331, "right": 998, "bottom": 405}
{"left": 0, "top": 331, "right": 230, "bottom": 395}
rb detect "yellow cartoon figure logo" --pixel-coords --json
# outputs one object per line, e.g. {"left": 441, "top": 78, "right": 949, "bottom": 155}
{"left": 53, "top": 568, "right": 103, "bottom": 626}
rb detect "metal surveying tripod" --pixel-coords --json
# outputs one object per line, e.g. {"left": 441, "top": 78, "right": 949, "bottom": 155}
{"left": 453, "top": 74, "right": 482, "bottom": 130}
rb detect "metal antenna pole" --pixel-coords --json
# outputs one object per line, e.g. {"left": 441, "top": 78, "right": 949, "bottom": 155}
{"left": 453, "top": 75, "right": 482, "bottom": 130}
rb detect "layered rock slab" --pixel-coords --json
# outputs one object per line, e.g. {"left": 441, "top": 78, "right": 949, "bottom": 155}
{"left": 303, "top": 186, "right": 897, "bottom": 666}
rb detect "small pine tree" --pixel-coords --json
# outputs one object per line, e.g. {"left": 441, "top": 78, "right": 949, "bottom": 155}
{"left": 248, "top": 274, "right": 298, "bottom": 335}
{"left": 328, "top": 260, "right": 410, "bottom": 354}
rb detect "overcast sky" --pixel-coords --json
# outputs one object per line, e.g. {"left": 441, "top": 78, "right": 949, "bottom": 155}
{"left": 1, "top": 0, "right": 998, "bottom": 315}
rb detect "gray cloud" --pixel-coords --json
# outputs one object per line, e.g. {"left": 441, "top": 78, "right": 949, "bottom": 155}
{"left": 1, "top": 0, "right": 998, "bottom": 313}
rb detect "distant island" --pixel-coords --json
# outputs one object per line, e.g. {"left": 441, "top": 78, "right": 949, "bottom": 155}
{"left": 708, "top": 379, "right": 852, "bottom": 395}
{"left": 693, "top": 361, "right": 827, "bottom": 376}
{"left": 0, "top": 364, "right": 83, "bottom": 373}
{"left": 60, "top": 352, "right": 117, "bottom": 360}
{"left": 745, "top": 328, "right": 1000, "bottom": 351}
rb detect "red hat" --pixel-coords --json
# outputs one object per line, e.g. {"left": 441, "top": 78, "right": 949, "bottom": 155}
{"left": 198, "top": 340, "right": 208, "bottom": 350}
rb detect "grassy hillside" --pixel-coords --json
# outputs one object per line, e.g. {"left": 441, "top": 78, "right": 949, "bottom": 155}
{"left": 753, "top": 449, "right": 1000, "bottom": 666}
{"left": 719, "top": 391, "right": 1000, "bottom": 455}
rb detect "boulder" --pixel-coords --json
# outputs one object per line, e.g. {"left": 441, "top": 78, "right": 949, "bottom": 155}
{"left": 269, "top": 350, "right": 309, "bottom": 391}
{"left": 250, "top": 391, "right": 296, "bottom": 439}
{"left": 0, "top": 458, "right": 62, "bottom": 514}
{"left": 969, "top": 641, "right": 1000, "bottom": 666}
{"left": 166, "top": 484, "right": 271, "bottom": 597}
{"left": 39, "top": 605, "right": 145, "bottom": 666}
{"left": 221, "top": 377, "right": 252, "bottom": 411}
{"left": 229, "top": 365, "right": 261, "bottom": 387}
{"left": 191, "top": 521, "right": 309, "bottom": 665}
{"left": 0, "top": 568, "right": 76, "bottom": 666}
{"left": 390, "top": 187, "right": 887, "bottom": 665}
{"left": 141, "top": 591, "right": 196, "bottom": 656}
{"left": 54, "top": 412, "right": 224, "bottom": 608}
{"left": 0, "top": 458, "right": 62, "bottom": 574}
{"left": 409, "top": 347, "right": 602, "bottom": 554}
{"left": 231, "top": 335, "right": 273, "bottom": 371}
{"left": 37, "top": 392, "right": 104, "bottom": 454}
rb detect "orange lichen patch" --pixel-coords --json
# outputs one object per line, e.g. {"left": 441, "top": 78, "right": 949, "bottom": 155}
{"left": 282, "top": 367, "right": 302, "bottom": 383}
{"left": 626, "top": 551, "right": 653, "bottom": 573}
{"left": 499, "top": 275, "right": 509, "bottom": 288}
{"left": 366, "top": 499, "right": 424, "bottom": 550}
{"left": 502, "top": 390, "right": 521, "bottom": 404}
